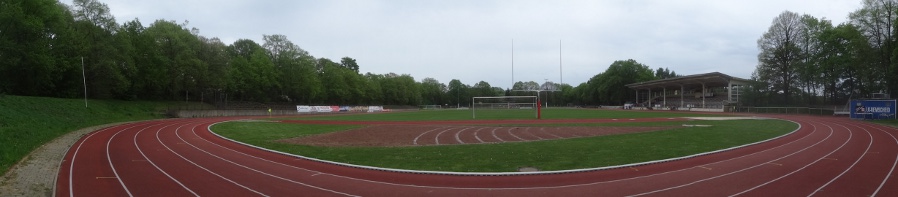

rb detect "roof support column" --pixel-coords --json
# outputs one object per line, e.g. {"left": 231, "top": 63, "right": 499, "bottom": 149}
{"left": 680, "top": 84, "right": 684, "bottom": 108}
{"left": 647, "top": 88, "right": 652, "bottom": 107}
{"left": 635, "top": 89, "right": 638, "bottom": 107}
{"left": 728, "top": 80, "right": 733, "bottom": 103}
{"left": 663, "top": 87, "right": 667, "bottom": 108}
{"left": 701, "top": 82, "right": 706, "bottom": 108}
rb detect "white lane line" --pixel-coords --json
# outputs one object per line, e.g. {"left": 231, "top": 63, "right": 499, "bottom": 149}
{"left": 178, "top": 122, "right": 358, "bottom": 197}
{"left": 632, "top": 121, "right": 836, "bottom": 196}
{"left": 490, "top": 128, "right": 505, "bottom": 142}
{"left": 526, "top": 128, "right": 544, "bottom": 140}
{"left": 507, "top": 128, "right": 525, "bottom": 141}
{"left": 454, "top": 127, "right": 472, "bottom": 144}
{"left": 156, "top": 123, "right": 269, "bottom": 197}
{"left": 541, "top": 127, "right": 563, "bottom": 139}
{"left": 69, "top": 123, "right": 139, "bottom": 197}
{"left": 472, "top": 127, "right": 486, "bottom": 143}
{"left": 433, "top": 128, "right": 454, "bottom": 145}
{"left": 808, "top": 123, "right": 873, "bottom": 196}
{"left": 203, "top": 119, "right": 813, "bottom": 191}
{"left": 133, "top": 122, "right": 199, "bottom": 196}
{"left": 106, "top": 123, "right": 142, "bottom": 197}
{"left": 851, "top": 121, "right": 898, "bottom": 197}
{"left": 727, "top": 122, "right": 850, "bottom": 197}
{"left": 412, "top": 127, "right": 444, "bottom": 145}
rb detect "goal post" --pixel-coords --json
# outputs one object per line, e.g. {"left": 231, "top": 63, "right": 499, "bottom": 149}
{"left": 471, "top": 96, "right": 538, "bottom": 119}
{"left": 419, "top": 105, "right": 442, "bottom": 110}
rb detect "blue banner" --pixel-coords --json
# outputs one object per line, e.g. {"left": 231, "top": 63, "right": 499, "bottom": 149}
{"left": 850, "top": 100, "right": 896, "bottom": 120}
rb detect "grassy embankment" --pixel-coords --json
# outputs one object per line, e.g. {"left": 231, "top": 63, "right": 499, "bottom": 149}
{"left": 0, "top": 95, "right": 200, "bottom": 174}
{"left": 215, "top": 109, "right": 797, "bottom": 172}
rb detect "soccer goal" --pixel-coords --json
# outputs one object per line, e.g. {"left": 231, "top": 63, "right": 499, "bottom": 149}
{"left": 471, "top": 96, "right": 538, "bottom": 119}
{"left": 419, "top": 105, "right": 442, "bottom": 110}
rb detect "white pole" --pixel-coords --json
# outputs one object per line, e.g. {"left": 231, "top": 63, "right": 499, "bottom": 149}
{"left": 81, "top": 57, "right": 87, "bottom": 108}
{"left": 559, "top": 39, "right": 562, "bottom": 87}
{"left": 511, "top": 39, "right": 514, "bottom": 88}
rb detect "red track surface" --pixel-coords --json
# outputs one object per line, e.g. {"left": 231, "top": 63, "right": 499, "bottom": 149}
{"left": 56, "top": 115, "right": 898, "bottom": 196}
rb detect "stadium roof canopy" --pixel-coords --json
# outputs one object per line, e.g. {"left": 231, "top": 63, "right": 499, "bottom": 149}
{"left": 625, "top": 72, "right": 753, "bottom": 90}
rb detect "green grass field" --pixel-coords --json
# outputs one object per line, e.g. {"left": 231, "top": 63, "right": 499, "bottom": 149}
{"left": 0, "top": 95, "right": 201, "bottom": 174}
{"left": 873, "top": 119, "right": 898, "bottom": 128}
{"left": 215, "top": 110, "right": 797, "bottom": 172}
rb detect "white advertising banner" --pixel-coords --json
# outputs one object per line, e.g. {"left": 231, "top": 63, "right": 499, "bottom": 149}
{"left": 296, "top": 105, "right": 312, "bottom": 113}
{"left": 368, "top": 106, "right": 383, "bottom": 112}
{"left": 315, "top": 106, "right": 333, "bottom": 113}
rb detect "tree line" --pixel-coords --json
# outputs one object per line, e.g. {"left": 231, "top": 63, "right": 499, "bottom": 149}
{"left": 751, "top": 0, "right": 898, "bottom": 106}
{"left": 2, "top": 0, "right": 689, "bottom": 107}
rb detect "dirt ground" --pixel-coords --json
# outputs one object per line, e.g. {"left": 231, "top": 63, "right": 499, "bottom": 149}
{"left": 278, "top": 125, "right": 676, "bottom": 147}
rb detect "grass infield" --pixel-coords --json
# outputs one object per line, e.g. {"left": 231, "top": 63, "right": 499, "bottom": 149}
{"left": 213, "top": 115, "right": 796, "bottom": 172}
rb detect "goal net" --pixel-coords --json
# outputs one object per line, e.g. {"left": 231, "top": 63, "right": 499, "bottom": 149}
{"left": 471, "top": 96, "right": 538, "bottom": 119}
{"left": 419, "top": 105, "right": 442, "bottom": 110}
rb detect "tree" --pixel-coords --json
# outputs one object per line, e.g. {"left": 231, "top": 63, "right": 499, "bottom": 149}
{"left": 340, "top": 57, "right": 359, "bottom": 73}
{"left": 472, "top": 81, "right": 496, "bottom": 97}
{"left": 755, "top": 11, "right": 804, "bottom": 105}
{"left": 654, "top": 67, "right": 677, "bottom": 79}
{"left": 262, "top": 34, "right": 319, "bottom": 103}
{"left": 227, "top": 39, "right": 277, "bottom": 101}
{"left": 0, "top": 0, "right": 77, "bottom": 96}
{"left": 447, "top": 79, "right": 469, "bottom": 107}
{"left": 849, "top": 0, "right": 898, "bottom": 95}
{"left": 419, "top": 78, "right": 446, "bottom": 105}
{"left": 587, "top": 59, "right": 656, "bottom": 105}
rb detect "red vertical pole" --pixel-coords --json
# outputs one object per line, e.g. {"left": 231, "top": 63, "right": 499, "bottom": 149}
{"left": 537, "top": 99, "right": 542, "bottom": 119}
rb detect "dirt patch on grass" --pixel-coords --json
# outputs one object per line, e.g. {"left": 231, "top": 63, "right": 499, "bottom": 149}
{"left": 277, "top": 125, "right": 676, "bottom": 147}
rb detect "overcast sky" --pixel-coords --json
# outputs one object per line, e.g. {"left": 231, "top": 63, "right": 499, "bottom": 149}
{"left": 65, "top": 0, "right": 861, "bottom": 89}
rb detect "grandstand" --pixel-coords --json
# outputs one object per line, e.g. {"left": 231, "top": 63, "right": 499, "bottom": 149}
{"left": 625, "top": 72, "right": 752, "bottom": 111}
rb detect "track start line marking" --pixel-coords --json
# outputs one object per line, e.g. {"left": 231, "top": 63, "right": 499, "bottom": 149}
{"left": 697, "top": 166, "right": 712, "bottom": 170}
{"left": 95, "top": 177, "right": 117, "bottom": 179}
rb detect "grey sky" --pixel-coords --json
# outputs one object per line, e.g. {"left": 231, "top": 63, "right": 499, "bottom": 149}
{"left": 67, "top": 0, "right": 860, "bottom": 89}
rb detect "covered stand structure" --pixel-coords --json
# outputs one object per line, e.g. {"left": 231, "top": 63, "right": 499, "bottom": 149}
{"left": 625, "top": 72, "right": 753, "bottom": 111}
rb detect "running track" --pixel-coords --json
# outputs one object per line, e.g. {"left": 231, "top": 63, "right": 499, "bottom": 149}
{"left": 56, "top": 115, "right": 898, "bottom": 196}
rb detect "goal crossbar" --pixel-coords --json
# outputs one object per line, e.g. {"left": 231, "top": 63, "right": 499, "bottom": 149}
{"left": 471, "top": 96, "right": 538, "bottom": 119}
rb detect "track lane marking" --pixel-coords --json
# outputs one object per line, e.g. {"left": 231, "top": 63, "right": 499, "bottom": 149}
{"left": 809, "top": 122, "right": 874, "bottom": 196}
{"left": 68, "top": 122, "right": 150, "bottom": 197}
{"left": 412, "top": 127, "right": 444, "bottom": 145}
{"left": 525, "top": 128, "right": 544, "bottom": 140}
{"left": 507, "top": 128, "right": 525, "bottom": 141}
{"left": 133, "top": 122, "right": 199, "bottom": 196}
{"left": 541, "top": 127, "right": 564, "bottom": 139}
{"left": 728, "top": 121, "right": 851, "bottom": 197}
{"left": 454, "top": 127, "right": 472, "bottom": 144}
{"left": 630, "top": 120, "right": 836, "bottom": 196}
{"left": 176, "top": 121, "right": 357, "bottom": 196}
{"left": 697, "top": 166, "right": 712, "bottom": 170}
{"left": 106, "top": 123, "right": 148, "bottom": 197}
{"left": 490, "top": 128, "right": 505, "bottom": 142}
{"left": 472, "top": 127, "right": 486, "bottom": 143}
{"left": 433, "top": 128, "right": 454, "bottom": 145}
{"left": 155, "top": 122, "right": 269, "bottom": 196}
{"left": 846, "top": 121, "right": 898, "bottom": 197}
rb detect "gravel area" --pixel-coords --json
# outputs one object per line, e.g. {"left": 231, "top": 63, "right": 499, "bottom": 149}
{"left": 0, "top": 122, "right": 135, "bottom": 197}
